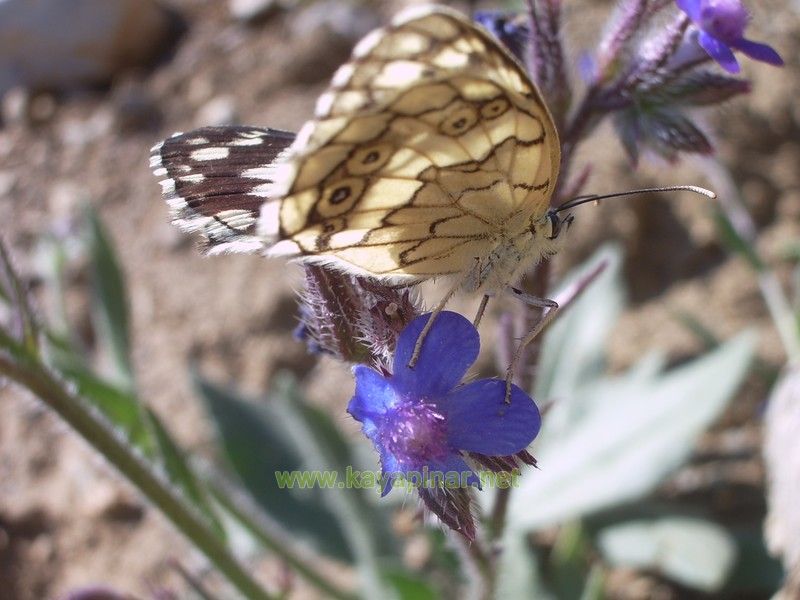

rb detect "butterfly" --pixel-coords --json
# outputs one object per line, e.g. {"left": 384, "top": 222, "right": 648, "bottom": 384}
{"left": 151, "top": 4, "right": 565, "bottom": 300}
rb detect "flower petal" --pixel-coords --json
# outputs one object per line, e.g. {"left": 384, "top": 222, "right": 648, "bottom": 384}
{"left": 348, "top": 364, "right": 398, "bottom": 423}
{"left": 379, "top": 449, "right": 402, "bottom": 497}
{"left": 392, "top": 311, "right": 479, "bottom": 397}
{"left": 698, "top": 31, "right": 740, "bottom": 73}
{"left": 732, "top": 38, "right": 784, "bottom": 66}
{"left": 676, "top": 0, "right": 702, "bottom": 22}
{"left": 424, "top": 453, "right": 481, "bottom": 490}
{"left": 443, "top": 379, "right": 541, "bottom": 455}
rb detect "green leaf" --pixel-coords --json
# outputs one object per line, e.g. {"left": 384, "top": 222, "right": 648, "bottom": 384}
{"left": 506, "top": 331, "right": 755, "bottom": 530}
{"left": 549, "top": 521, "right": 591, "bottom": 600}
{"left": 724, "top": 529, "right": 784, "bottom": 594}
{"left": 84, "top": 208, "right": 132, "bottom": 388}
{"left": 194, "top": 372, "right": 353, "bottom": 560}
{"left": 146, "top": 408, "right": 226, "bottom": 540}
{"left": 270, "top": 373, "right": 395, "bottom": 596}
{"left": 712, "top": 208, "right": 764, "bottom": 271}
{"left": 536, "top": 244, "right": 625, "bottom": 402}
{"left": 383, "top": 570, "right": 440, "bottom": 600}
{"left": 597, "top": 517, "right": 737, "bottom": 592}
{"left": 47, "top": 344, "right": 154, "bottom": 455}
{"left": 496, "top": 531, "right": 552, "bottom": 600}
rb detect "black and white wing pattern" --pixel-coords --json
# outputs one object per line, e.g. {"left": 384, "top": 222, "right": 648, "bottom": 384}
{"left": 150, "top": 126, "right": 295, "bottom": 254}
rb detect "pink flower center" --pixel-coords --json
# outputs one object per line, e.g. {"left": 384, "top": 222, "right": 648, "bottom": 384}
{"left": 699, "top": 0, "right": 750, "bottom": 42}
{"left": 381, "top": 400, "right": 448, "bottom": 466}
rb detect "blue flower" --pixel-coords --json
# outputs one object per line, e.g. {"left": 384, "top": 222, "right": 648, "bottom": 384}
{"left": 676, "top": 0, "right": 783, "bottom": 73}
{"left": 347, "top": 311, "right": 541, "bottom": 497}
{"left": 473, "top": 11, "right": 529, "bottom": 64}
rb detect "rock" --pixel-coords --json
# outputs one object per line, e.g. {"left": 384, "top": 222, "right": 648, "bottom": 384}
{"left": 0, "top": 0, "right": 184, "bottom": 96}
{"left": 195, "top": 95, "right": 238, "bottom": 127}
{"left": 229, "top": 0, "right": 295, "bottom": 23}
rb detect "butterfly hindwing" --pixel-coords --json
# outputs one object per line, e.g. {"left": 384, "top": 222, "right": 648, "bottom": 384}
{"left": 151, "top": 126, "right": 295, "bottom": 253}
{"left": 261, "top": 6, "right": 560, "bottom": 285}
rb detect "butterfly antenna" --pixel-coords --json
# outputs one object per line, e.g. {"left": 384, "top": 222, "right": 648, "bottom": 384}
{"left": 556, "top": 185, "right": 716, "bottom": 213}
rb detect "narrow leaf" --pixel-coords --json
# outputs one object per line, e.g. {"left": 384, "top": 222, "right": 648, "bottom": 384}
{"left": 147, "top": 408, "right": 226, "bottom": 539}
{"left": 194, "top": 372, "right": 353, "bottom": 560}
{"left": 84, "top": 208, "right": 132, "bottom": 387}
{"left": 507, "top": 332, "right": 755, "bottom": 529}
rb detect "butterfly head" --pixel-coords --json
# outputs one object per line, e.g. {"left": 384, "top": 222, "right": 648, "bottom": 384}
{"left": 543, "top": 209, "right": 574, "bottom": 242}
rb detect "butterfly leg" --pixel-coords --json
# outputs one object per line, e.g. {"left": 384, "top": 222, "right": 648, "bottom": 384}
{"left": 407, "top": 283, "right": 461, "bottom": 369}
{"left": 473, "top": 294, "right": 491, "bottom": 328}
{"left": 504, "top": 289, "right": 559, "bottom": 403}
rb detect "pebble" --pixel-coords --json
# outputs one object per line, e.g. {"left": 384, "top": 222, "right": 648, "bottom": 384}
{"left": 195, "top": 95, "right": 238, "bottom": 127}
{"left": 229, "top": 0, "right": 290, "bottom": 23}
{"left": 0, "top": 0, "right": 183, "bottom": 96}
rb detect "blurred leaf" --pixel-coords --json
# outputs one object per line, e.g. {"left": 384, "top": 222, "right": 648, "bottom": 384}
{"left": 724, "top": 529, "right": 784, "bottom": 594}
{"left": 496, "top": 531, "right": 552, "bottom": 600}
{"left": 670, "top": 309, "right": 719, "bottom": 351}
{"left": 84, "top": 208, "right": 132, "bottom": 388}
{"left": 549, "top": 521, "right": 590, "bottom": 600}
{"left": 194, "top": 372, "right": 353, "bottom": 560}
{"left": 597, "top": 517, "right": 737, "bottom": 592}
{"left": 613, "top": 106, "right": 712, "bottom": 165}
{"left": 383, "top": 570, "right": 439, "bottom": 600}
{"left": 506, "top": 330, "right": 755, "bottom": 529}
{"left": 270, "top": 374, "right": 395, "bottom": 597}
{"left": 656, "top": 70, "right": 751, "bottom": 106}
{"left": 580, "top": 566, "right": 605, "bottom": 600}
{"left": 712, "top": 207, "right": 764, "bottom": 271}
{"left": 146, "top": 408, "right": 226, "bottom": 540}
{"left": 272, "top": 374, "right": 395, "bottom": 550}
{"left": 47, "top": 344, "right": 154, "bottom": 455}
{"left": 536, "top": 245, "right": 624, "bottom": 403}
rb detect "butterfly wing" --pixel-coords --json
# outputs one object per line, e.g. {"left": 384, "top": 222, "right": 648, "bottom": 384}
{"left": 151, "top": 126, "right": 295, "bottom": 254}
{"left": 261, "top": 6, "right": 560, "bottom": 284}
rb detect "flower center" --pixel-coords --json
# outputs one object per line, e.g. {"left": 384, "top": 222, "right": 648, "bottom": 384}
{"left": 699, "top": 0, "right": 749, "bottom": 42}
{"left": 381, "top": 399, "right": 448, "bottom": 466}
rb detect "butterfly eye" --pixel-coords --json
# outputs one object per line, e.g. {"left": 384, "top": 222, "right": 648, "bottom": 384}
{"left": 480, "top": 97, "right": 510, "bottom": 119}
{"left": 439, "top": 105, "right": 478, "bottom": 136}
{"left": 547, "top": 211, "right": 563, "bottom": 240}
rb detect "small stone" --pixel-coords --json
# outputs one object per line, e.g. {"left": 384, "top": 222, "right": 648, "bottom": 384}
{"left": 112, "top": 83, "right": 162, "bottom": 133}
{"left": 229, "top": 0, "right": 290, "bottom": 23}
{"left": 83, "top": 482, "right": 144, "bottom": 522}
{"left": 195, "top": 95, "right": 238, "bottom": 127}
{"left": 0, "top": 0, "right": 184, "bottom": 96}
{"left": 59, "top": 109, "right": 114, "bottom": 147}
{"left": 0, "top": 170, "right": 15, "bottom": 197}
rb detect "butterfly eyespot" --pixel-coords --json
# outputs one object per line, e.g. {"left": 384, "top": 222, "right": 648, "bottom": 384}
{"left": 481, "top": 97, "right": 510, "bottom": 119}
{"left": 318, "top": 177, "right": 365, "bottom": 217}
{"left": 439, "top": 105, "right": 478, "bottom": 136}
{"left": 346, "top": 143, "right": 393, "bottom": 175}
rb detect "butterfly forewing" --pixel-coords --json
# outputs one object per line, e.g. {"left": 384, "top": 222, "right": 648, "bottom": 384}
{"left": 151, "top": 126, "right": 295, "bottom": 254}
{"left": 262, "top": 6, "right": 560, "bottom": 285}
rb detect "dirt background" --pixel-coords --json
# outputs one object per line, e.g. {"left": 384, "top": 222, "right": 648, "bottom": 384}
{"left": 0, "top": 0, "right": 798, "bottom": 598}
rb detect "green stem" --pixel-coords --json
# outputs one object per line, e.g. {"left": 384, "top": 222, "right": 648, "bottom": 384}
{"left": 0, "top": 353, "right": 274, "bottom": 600}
